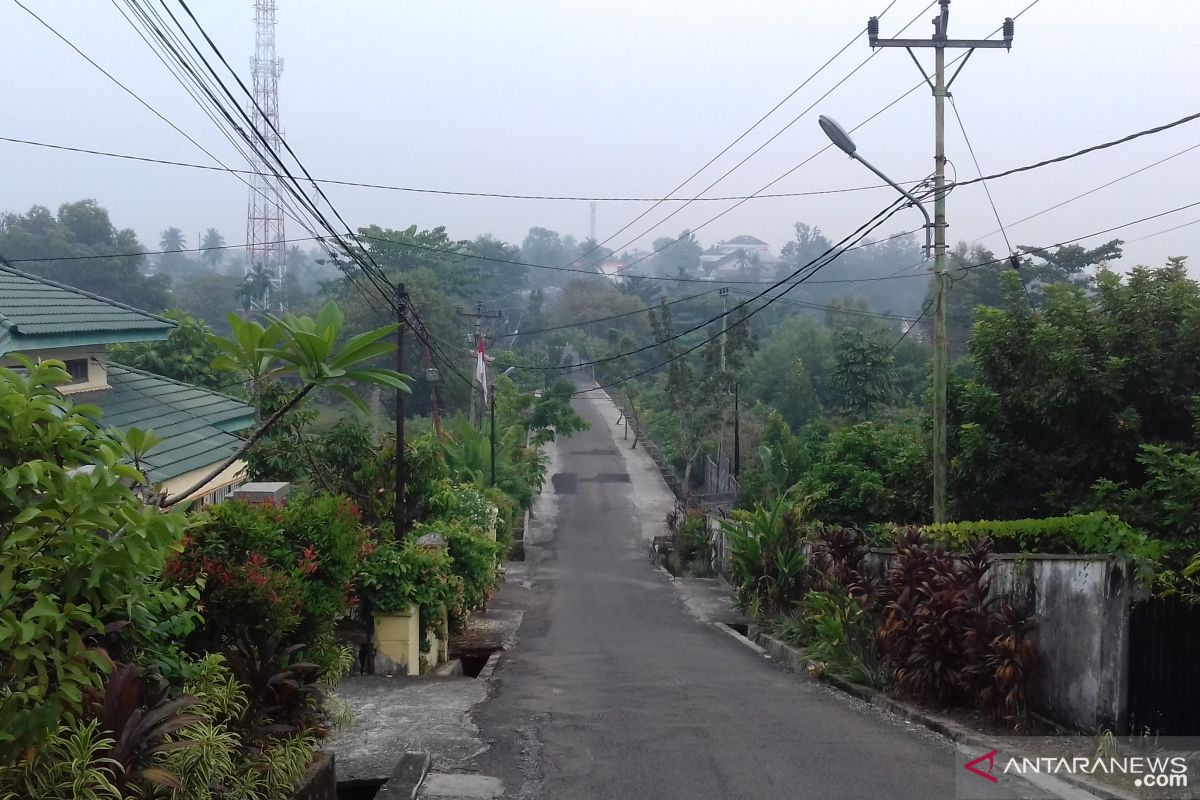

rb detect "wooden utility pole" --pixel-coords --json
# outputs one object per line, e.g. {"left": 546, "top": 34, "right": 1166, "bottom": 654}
{"left": 867, "top": 1, "right": 1014, "bottom": 523}
{"left": 394, "top": 282, "right": 408, "bottom": 539}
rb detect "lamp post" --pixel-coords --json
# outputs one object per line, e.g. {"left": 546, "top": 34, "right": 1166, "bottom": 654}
{"left": 818, "top": 115, "right": 945, "bottom": 523}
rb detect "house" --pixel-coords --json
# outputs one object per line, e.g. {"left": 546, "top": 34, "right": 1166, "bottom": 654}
{"left": 700, "top": 235, "right": 781, "bottom": 279}
{"left": 0, "top": 263, "right": 254, "bottom": 505}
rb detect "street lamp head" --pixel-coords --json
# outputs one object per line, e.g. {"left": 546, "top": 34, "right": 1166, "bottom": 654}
{"left": 818, "top": 115, "right": 857, "bottom": 157}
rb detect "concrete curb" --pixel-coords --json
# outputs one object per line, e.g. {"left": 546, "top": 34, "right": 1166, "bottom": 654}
{"left": 374, "top": 751, "right": 431, "bottom": 800}
{"left": 477, "top": 649, "right": 503, "bottom": 682}
{"left": 751, "top": 631, "right": 1131, "bottom": 800}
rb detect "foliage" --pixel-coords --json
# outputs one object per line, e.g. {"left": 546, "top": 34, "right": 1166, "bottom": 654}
{"left": 923, "top": 512, "right": 1162, "bottom": 588}
{"left": 809, "top": 525, "right": 870, "bottom": 597}
{"left": 0, "top": 358, "right": 189, "bottom": 759}
{"left": 828, "top": 327, "right": 900, "bottom": 420}
{"left": 164, "top": 302, "right": 410, "bottom": 505}
{"left": 442, "top": 417, "right": 547, "bottom": 512}
{"left": 170, "top": 493, "right": 370, "bottom": 672}
{"left": 875, "top": 529, "right": 1037, "bottom": 724}
{"left": 720, "top": 492, "right": 809, "bottom": 618}
{"left": 424, "top": 517, "right": 504, "bottom": 613}
{"left": 0, "top": 200, "right": 170, "bottom": 311}
{"left": 355, "top": 538, "right": 466, "bottom": 627}
{"left": 952, "top": 260, "right": 1200, "bottom": 520}
{"left": 224, "top": 640, "right": 325, "bottom": 736}
{"left": 799, "top": 421, "right": 930, "bottom": 526}
{"left": 771, "top": 588, "right": 887, "bottom": 689}
{"left": 668, "top": 509, "right": 713, "bottom": 577}
{"left": 95, "top": 663, "right": 200, "bottom": 792}
{"left": 109, "top": 311, "right": 225, "bottom": 390}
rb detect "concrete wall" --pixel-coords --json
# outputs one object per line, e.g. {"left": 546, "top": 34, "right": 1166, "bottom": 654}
{"left": 863, "top": 550, "right": 1133, "bottom": 731}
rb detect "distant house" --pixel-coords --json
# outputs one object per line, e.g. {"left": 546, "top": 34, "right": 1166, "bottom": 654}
{"left": 701, "top": 235, "right": 780, "bottom": 279}
{"left": 0, "top": 264, "right": 254, "bottom": 505}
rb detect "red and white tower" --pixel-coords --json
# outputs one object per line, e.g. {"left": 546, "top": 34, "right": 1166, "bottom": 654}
{"left": 245, "top": 0, "right": 286, "bottom": 310}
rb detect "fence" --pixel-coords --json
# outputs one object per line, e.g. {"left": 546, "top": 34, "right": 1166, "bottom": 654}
{"left": 1127, "top": 597, "right": 1200, "bottom": 735}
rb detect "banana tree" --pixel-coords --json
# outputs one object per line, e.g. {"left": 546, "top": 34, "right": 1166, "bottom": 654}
{"left": 161, "top": 302, "right": 410, "bottom": 507}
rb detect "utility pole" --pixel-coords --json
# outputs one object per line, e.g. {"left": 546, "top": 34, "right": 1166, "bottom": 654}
{"left": 489, "top": 385, "right": 497, "bottom": 487}
{"left": 867, "top": 1, "right": 1014, "bottom": 523}
{"left": 457, "top": 302, "right": 503, "bottom": 428}
{"left": 394, "top": 282, "right": 408, "bottom": 540}
{"left": 733, "top": 381, "right": 740, "bottom": 478}
{"left": 719, "top": 287, "right": 729, "bottom": 374}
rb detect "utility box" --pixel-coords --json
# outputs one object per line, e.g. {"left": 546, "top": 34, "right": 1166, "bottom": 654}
{"left": 233, "top": 481, "right": 291, "bottom": 505}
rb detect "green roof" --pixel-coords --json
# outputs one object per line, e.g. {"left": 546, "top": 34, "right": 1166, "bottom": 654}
{"left": 0, "top": 263, "right": 174, "bottom": 354}
{"left": 81, "top": 364, "right": 256, "bottom": 483}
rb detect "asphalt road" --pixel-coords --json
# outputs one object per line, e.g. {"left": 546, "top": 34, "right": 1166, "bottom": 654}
{"left": 472, "top": 384, "right": 1033, "bottom": 800}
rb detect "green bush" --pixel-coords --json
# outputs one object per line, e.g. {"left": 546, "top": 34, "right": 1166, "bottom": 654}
{"left": 720, "top": 492, "right": 809, "bottom": 618}
{"left": 425, "top": 520, "right": 504, "bottom": 614}
{"left": 670, "top": 511, "right": 713, "bottom": 576}
{"left": 799, "top": 421, "right": 930, "bottom": 526}
{"left": 169, "top": 492, "right": 370, "bottom": 668}
{"left": 355, "top": 539, "right": 466, "bottom": 634}
{"left": 0, "top": 358, "right": 190, "bottom": 760}
{"left": 771, "top": 588, "right": 886, "bottom": 689}
{"left": 922, "top": 511, "right": 1162, "bottom": 587}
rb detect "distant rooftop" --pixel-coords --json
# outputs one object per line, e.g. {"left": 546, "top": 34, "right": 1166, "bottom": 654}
{"left": 721, "top": 235, "right": 768, "bottom": 247}
{"left": 0, "top": 262, "right": 173, "bottom": 354}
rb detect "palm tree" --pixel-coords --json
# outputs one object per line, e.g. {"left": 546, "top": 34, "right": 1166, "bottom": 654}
{"left": 159, "top": 227, "right": 186, "bottom": 253}
{"left": 236, "top": 263, "right": 274, "bottom": 313}
{"left": 201, "top": 228, "right": 225, "bottom": 269}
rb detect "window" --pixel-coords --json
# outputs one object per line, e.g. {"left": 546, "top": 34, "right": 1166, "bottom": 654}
{"left": 64, "top": 358, "right": 89, "bottom": 383}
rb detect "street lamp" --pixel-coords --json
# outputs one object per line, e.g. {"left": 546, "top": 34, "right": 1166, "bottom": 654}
{"left": 818, "top": 115, "right": 931, "bottom": 256}
{"left": 820, "top": 114, "right": 946, "bottom": 524}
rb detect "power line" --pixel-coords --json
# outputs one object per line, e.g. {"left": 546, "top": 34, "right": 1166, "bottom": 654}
{"left": 5, "top": 235, "right": 327, "bottom": 263}
{"left": 974, "top": 140, "right": 1200, "bottom": 242}
{"left": 586, "top": 1, "right": 938, "bottom": 266}
{"left": 495, "top": 289, "right": 719, "bottom": 339}
{"left": 950, "top": 109, "right": 1200, "bottom": 191}
{"left": 0, "top": 134, "right": 935, "bottom": 204}
{"left": 573, "top": 0, "right": 922, "bottom": 266}
{"left": 508, "top": 197, "right": 908, "bottom": 374}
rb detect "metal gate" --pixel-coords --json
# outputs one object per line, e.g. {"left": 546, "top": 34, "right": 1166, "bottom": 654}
{"left": 1126, "top": 597, "right": 1200, "bottom": 735}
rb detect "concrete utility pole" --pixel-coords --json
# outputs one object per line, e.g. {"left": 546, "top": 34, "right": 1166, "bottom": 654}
{"left": 394, "top": 282, "right": 408, "bottom": 540}
{"left": 867, "top": 1, "right": 1014, "bottom": 523}
{"left": 457, "top": 302, "right": 503, "bottom": 428}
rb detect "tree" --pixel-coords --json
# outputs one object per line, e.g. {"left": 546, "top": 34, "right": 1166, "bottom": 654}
{"left": 951, "top": 260, "right": 1200, "bottom": 520}
{"left": 522, "top": 227, "right": 567, "bottom": 289}
{"left": 157, "top": 226, "right": 189, "bottom": 275}
{"left": 828, "top": 327, "right": 900, "bottom": 420}
{"left": 109, "top": 311, "right": 224, "bottom": 389}
{"left": 466, "top": 234, "right": 527, "bottom": 297}
{"left": 163, "top": 303, "right": 411, "bottom": 506}
{"left": 650, "top": 230, "right": 702, "bottom": 278}
{"left": 0, "top": 200, "right": 170, "bottom": 311}
{"left": 201, "top": 227, "right": 226, "bottom": 268}
{"left": 238, "top": 263, "right": 274, "bottom": 312}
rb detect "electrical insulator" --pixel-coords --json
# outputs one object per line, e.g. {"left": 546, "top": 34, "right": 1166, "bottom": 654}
{"left": 867, "top": 16, "right": 880, "bottom": 46}
{"left": 1008, "top": 254, "right": 1021, "bottom": 271}
{"left": 1003, "top": 17, "right": 1015, "bottom": 48}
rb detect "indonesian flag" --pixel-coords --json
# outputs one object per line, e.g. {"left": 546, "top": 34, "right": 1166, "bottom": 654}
{"left": 475, "top": 335, "right": 489, "bottom": 404}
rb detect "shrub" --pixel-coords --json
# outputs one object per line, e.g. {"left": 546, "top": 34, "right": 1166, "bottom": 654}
{"left": 0, "top": 358, "right": 189, "bottom": 760}
{"left": 771, "top": 588, "right": 887, "bottom": 689}
{"left": 875, "top": 529, "right": 1037, "bottom": 723}
{"left": 669, "top": 509, "right": 713, "bottom": 576}
{"left": 923, "top": 511, "right": 1162, "bottom": 587}
{"left": 799, "top": 421, "right": 930, "bottom": 526}
{"left": 424, "top": 519, "right": 504, "bottom": 613}
{"left": 809, "top": 525, "right": 871, "bottom": 597}
{"left": 170, "top": 492, "right": 370, "bottom": 671}
{"left": 355, "top": 539, "right": 466, "bottom": 635}
{"left": 720, "top": 492, "right": 809, "bottom": 618}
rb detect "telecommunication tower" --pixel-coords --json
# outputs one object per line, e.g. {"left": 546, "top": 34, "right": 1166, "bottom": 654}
{"left": 245, "top": 0, "right": 286, "bottom": 311}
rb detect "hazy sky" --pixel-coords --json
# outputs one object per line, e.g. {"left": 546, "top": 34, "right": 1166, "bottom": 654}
{"left": 2, "top": 0, "right": 1196, "bottom": 272}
